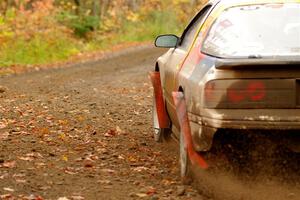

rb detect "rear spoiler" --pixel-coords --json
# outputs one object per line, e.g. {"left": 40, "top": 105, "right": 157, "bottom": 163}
{"left": 215, "top": 57, "right": 300, "bottom": 69}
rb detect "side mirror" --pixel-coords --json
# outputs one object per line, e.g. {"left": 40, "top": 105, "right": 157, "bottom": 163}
{"left": 155, "top": 34, "right": 179, "bottom": 48}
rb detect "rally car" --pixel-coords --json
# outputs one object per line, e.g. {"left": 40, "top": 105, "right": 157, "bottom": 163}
{"left": 150, "top": 0, "right": 300, "bottom": 182}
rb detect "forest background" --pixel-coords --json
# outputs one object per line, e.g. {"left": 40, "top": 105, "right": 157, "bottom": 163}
{"left": 0, "top": 0, "right": 205, "bottom": 68}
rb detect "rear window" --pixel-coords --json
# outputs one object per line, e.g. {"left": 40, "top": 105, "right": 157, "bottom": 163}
{"left": 202, "top": 3, "right": 300, "bottom": 58}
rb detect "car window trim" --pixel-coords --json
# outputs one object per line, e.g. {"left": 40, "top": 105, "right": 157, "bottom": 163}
{"left": 175, "top": 1, "right": 220, "bottom": 74}
{"left": 179, "top": 3, "right": 214, "bottom": 46}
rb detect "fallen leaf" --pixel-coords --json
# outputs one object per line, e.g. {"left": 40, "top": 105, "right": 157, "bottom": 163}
{"left": 0, "top": 194, "right": 13, "bottom": 199}
{"left": 59, "top": 133, "right": 66, "bottom": 140}
{"left": 0, "top": 121, "right": 8, "bottom": 129}
{"left": 64, "top": 168, "right": 78, "bottom": 175}
{"left": 135, "top": 193, "right": 147, "bottom": 198}
{"left": 0, "top": 132, "right": 9, "bottom": 140}
{"left": 100, "top": 169, "right": 116, "bottom": 174}
{"left": 84, "top": 161, "right": 94, "bottom": 168}
{"left": 35, "top": 162, "right": 46, "bottom": 167}
{"left": 0, "top": 173, "right": 8, "bottom": 179}
{"left": 146, "top": 187, "right": 157, "bottom": 195}
{"left": 133, "top": 166, "right": 150, "bottom": 172}
{"left": 40, "top": 186, "right": 51, "bottom": 190}
{"left": 40, "top": 127, "right": 50, "bottom": 135}
{"left": 0, "top": 86, "right": 7, "bottom": 93}
{"left": 19, "top": 156, "right": 34, "bottom": 161}
{"left": 2, "top": 161, "right": 16, "bottom": 168}
{"left": 71, "top": 196, "right": 85, "bottom": 200}
{"left": 58, "top": 197, "right": 70, "bottom": 200}
{"left": 3, "top": 187, "right": 14, "bottom": 192}
{"left": 15, "top": 179, "right": 27, "bottom": 183}
{"left": 18, "top": 152, "right": 43, "bottom": 161}
{"left": 115, "top": 126, "right": 124, "bottom": 134}
{"left": 104, "top": 129, "right": 117, "bottom": 137}
{"left": 62, "top": 155, "right": 68, "bottom": 161}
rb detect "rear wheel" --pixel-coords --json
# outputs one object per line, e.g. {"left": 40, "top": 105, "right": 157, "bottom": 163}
{"left": 152, "top": 98, "right": 170, "bottom": 142}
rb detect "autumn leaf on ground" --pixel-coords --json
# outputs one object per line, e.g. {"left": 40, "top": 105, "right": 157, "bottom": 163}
{"left": 3, "top": 187, "right": 14, "bottom": 192}
{"left": 0, "top": 121, "right": 8, "bottom": 129}
{"left": 0, "top": 132, "right": 9, "bottom": 140}
{"left": 62, "top": 155, "right": 68, "bottom": 162}
{"left": 1, "top": 161, "right": 16, "bottom": 168}
{"left": 0, "top": 194, "right": 13, "bottom": 199}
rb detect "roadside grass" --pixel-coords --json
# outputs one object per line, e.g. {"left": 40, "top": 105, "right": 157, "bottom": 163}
{"left": 0, "top": 10, "right": 184, "bottom": 68}
{"left": 0, "top": 34, "right": 80, "bottom": 67}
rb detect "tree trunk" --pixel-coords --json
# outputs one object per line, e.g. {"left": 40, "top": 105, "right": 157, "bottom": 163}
{"left": 73, "top": 0, "right": 80, "bottom": 15}
{"left": 99, "top": 0, "right": 110, "bottom": 19}
{"left": 92, "top": 0, "right": 100, "bottom": 16}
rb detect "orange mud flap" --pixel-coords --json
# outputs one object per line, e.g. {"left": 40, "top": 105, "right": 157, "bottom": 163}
{"left": 149, "top": 71, "right": 170, "bottom": 128}
{"left": 172, "top": 92, "right": 209, "bottom": 169}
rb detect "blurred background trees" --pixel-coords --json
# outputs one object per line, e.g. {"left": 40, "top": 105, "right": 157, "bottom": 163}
{"left": 0, "top": 0, "right": 205, "bottom": 67}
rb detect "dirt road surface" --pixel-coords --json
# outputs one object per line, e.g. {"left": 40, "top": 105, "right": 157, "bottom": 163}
{"left": 0, "top": 46, "right": 299, "bottom": 200}
{"left": 0, "top": 46, "right": 203, "bottom": 200}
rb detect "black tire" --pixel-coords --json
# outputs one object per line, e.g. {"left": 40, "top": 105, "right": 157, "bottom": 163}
{"left": 180, "top": 131, "right": 193, "bottom": 185}
{"left": 152, "top": 97, "right": 170, "bottom": 142}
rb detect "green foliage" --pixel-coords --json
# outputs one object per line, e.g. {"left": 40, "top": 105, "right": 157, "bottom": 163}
{"left": 119, "top": 10, "right": 182, "bottom": 43}
{"left": 73, "top": 15, "right": 100, "bottom": 37}
{"left": 0, "top": 34, "right": 79, "bottom": 66}
{"left": 0, "top": 0, "right": 205, "bottom": 68}
{"left": 57, "top": 11, "right": 100, "bottom": 38}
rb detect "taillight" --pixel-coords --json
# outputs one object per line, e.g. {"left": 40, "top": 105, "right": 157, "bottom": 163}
{"left": 247, "top": 81, "right": 266, "bottom": 101}
{"left": 227, "top": 81, "right": 266, "bottom": 103}
{"left": 204, "top": 82, "right": 216, "bottom": 102}
{"left": 227, "top": 87, "right": 246, "bottom": 103}
{"left": 204, "top": 79, "right": 295, "bottom": 109}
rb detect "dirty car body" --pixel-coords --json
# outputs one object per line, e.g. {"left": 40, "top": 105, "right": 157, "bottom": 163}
{"left": 152, "top": 0, "right": 300, "bottom": 154}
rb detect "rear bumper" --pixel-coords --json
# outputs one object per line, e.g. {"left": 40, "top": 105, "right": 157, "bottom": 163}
{"left": 189, "top": 109, "right": 300, "bottom": 130}
{"left": 202, "top": 117, "right": 300, "bottom": 130}
{"left": 188, "top": 109, "right": 300, "bottom": 152}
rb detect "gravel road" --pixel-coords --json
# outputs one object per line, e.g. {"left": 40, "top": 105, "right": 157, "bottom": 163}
{"left": 0, "top": 46, "right": 203, "bottom": 200}
{"left": 0, "top": 46, "right": 299, "bottom": 200}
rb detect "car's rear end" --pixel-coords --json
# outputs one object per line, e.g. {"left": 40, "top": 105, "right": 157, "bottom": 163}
{"left": 202, "top": 63, "right": 300, "bottom": 130}
{"left": 191, "top": 1, "right": 300, "bottom": 152}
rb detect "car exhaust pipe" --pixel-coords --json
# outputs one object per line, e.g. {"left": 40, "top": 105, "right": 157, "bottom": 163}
{"left": 172, "top": 91, "right": 208, "bottom": 169}
{"left": 149, "top": 71, "right": 170, "bottom": 128}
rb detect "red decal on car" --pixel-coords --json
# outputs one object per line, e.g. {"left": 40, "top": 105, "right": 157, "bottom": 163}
{"left": 149, "top": 72, "right": 170, "bottom": 128}
{"left": 172, "top": 92, "right": 208, "bottom": 169}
